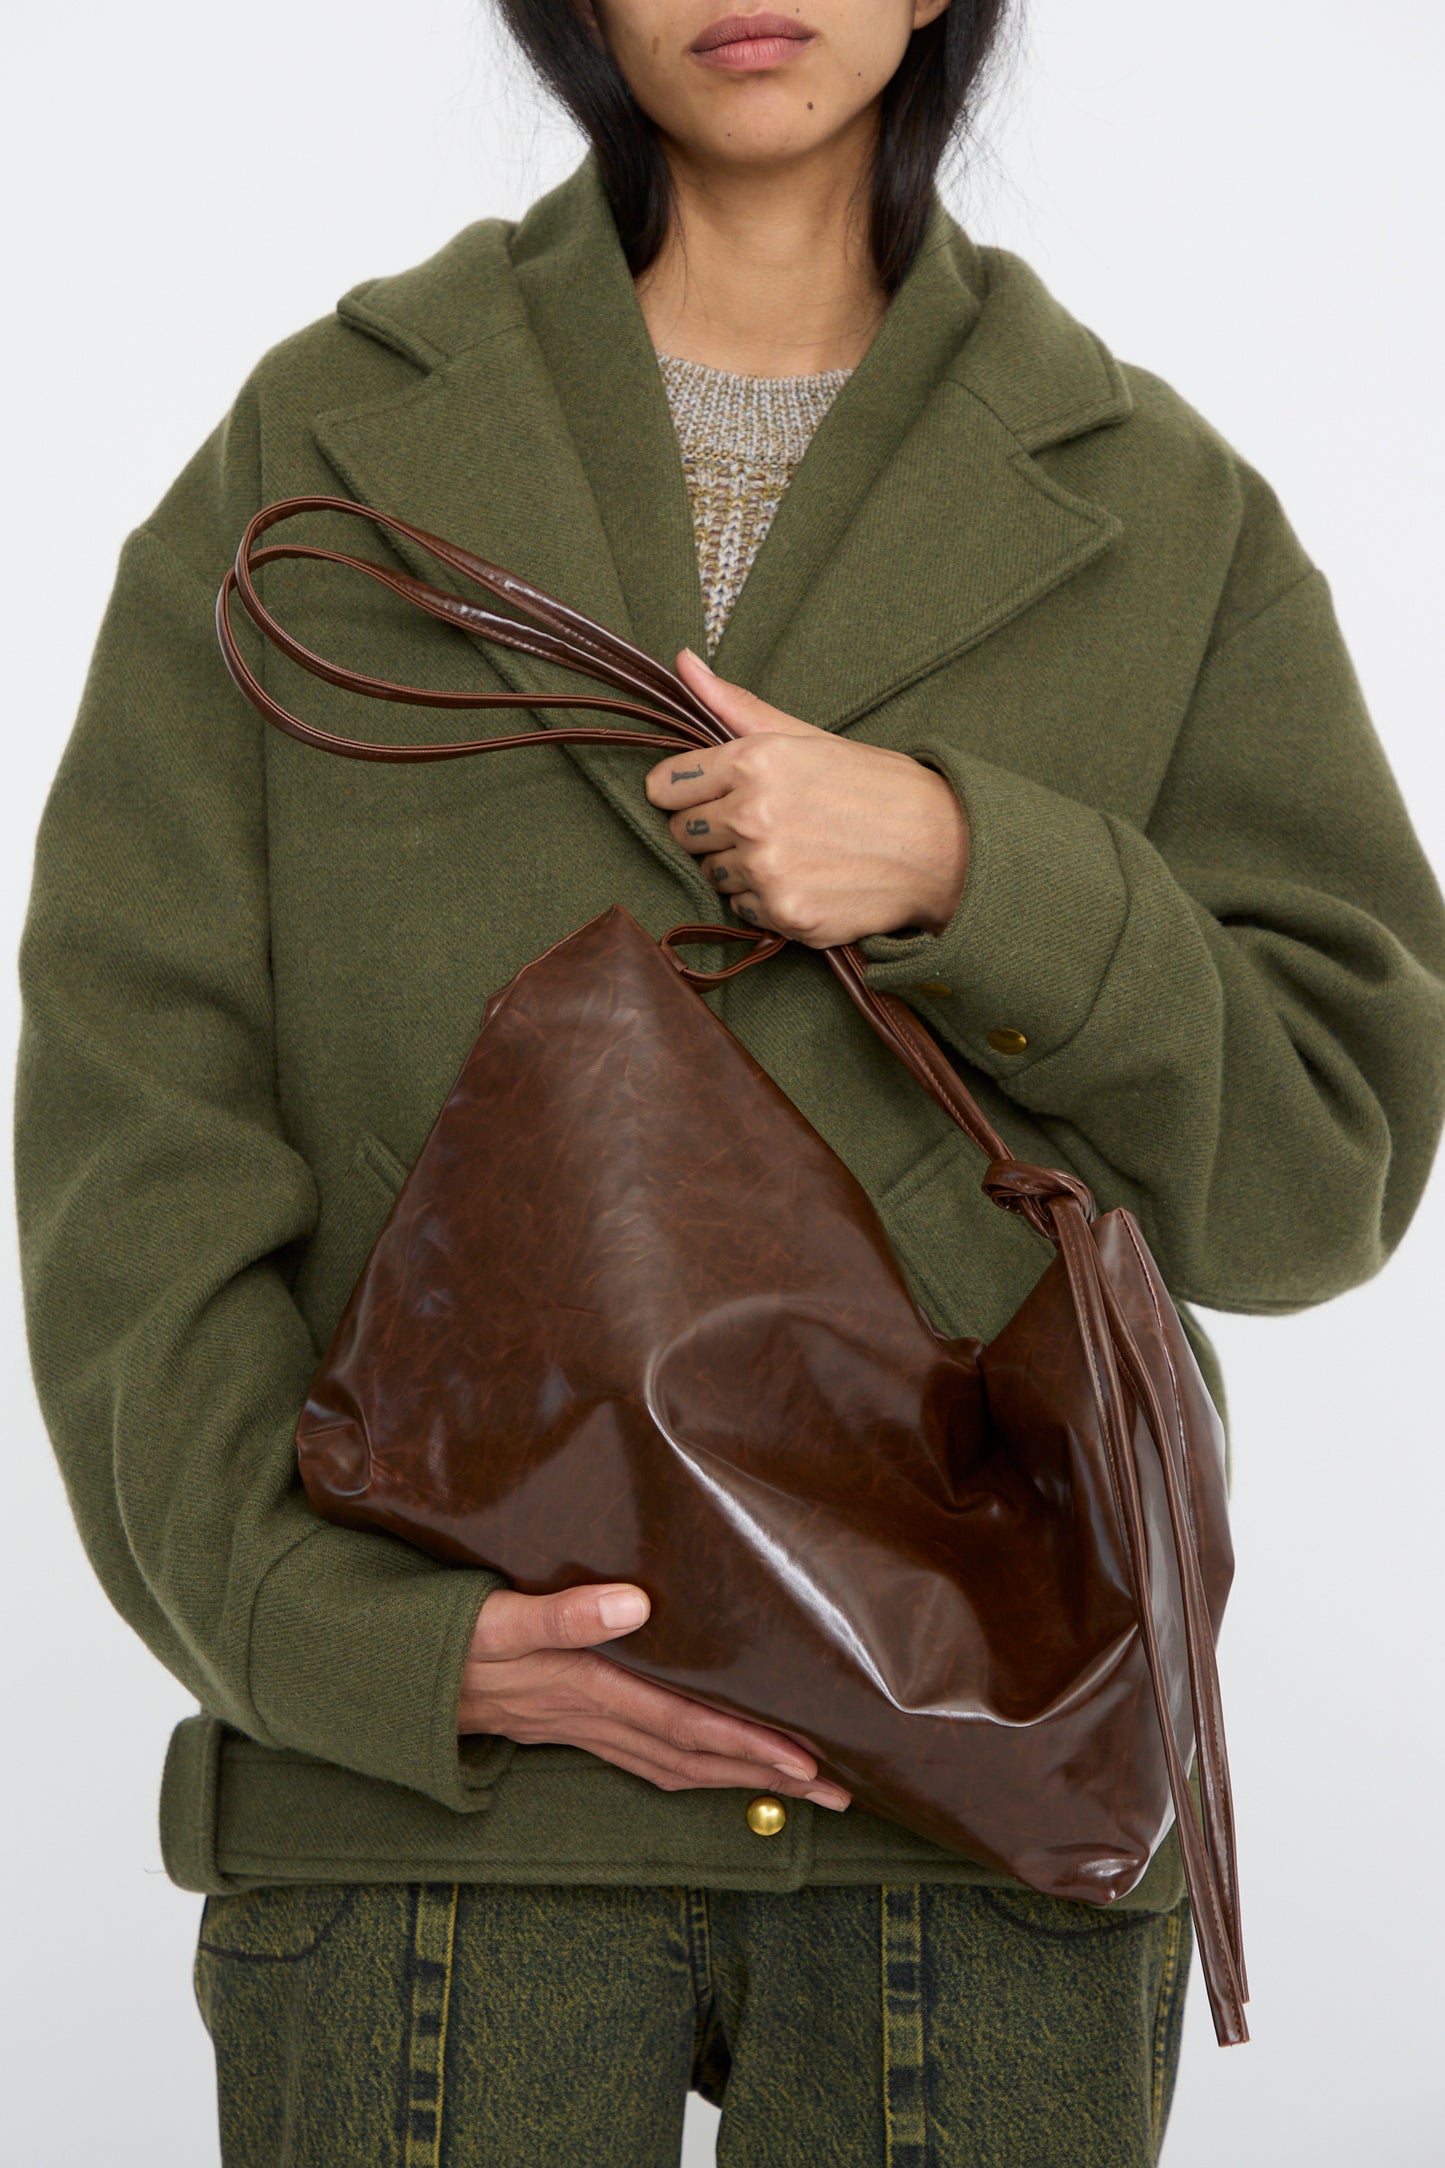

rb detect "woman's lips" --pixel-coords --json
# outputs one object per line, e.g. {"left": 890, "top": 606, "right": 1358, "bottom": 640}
{"left": 689, "top": 12, "right": 818, "bottom": 71}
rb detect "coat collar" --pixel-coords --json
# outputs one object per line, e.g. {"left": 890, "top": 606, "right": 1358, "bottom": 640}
{"left": 313, "top": 156, "right": 1131, "bottom": 904}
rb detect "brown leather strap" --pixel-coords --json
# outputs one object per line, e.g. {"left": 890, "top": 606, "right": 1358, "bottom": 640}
{"left": 216, "top": 495, "right": 727, "bottom": 759}
{"left": 216, "top": 495, "right": 1246, "bottom": 2044}
{"left": 657, "top": 922, "right": 791, "bottom": 984}
{"left": 1052, "top": 1199, "right": 1247, "bottom": 2039}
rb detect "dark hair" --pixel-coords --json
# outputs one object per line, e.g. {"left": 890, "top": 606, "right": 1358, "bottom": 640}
{"left": 493, "top": 3, "right": 1016, "bottom": 292}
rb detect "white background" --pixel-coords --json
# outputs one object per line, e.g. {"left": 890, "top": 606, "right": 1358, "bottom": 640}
{"left": 2, "top": 3, "right": 1441, "bottom": 2162}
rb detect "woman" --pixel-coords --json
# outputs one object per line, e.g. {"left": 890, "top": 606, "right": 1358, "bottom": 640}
{"left": 16, "top": 1, "right": 1445, "bottom": 2162}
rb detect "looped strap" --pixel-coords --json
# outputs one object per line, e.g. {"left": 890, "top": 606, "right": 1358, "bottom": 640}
{"left": 214, "top": 493, "right": 727, "bottom": 762}
{"left": 659, "top": 922, "right": 789, "bottom": 986}
{"left": 982, "top": 1158, "right": 1098, "bottom": 1228}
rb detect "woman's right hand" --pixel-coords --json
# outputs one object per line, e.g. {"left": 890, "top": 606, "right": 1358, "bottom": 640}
{"left": 459, "top": 1583, "right": 851, "bottom": 1810}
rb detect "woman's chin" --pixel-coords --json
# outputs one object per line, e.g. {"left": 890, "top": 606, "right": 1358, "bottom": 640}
{"left": 665, "top": 92, "right": 861, "bottom": 176}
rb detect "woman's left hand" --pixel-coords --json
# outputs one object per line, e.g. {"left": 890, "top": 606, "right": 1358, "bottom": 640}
{"left": 643, "top": 649, "right": 970, "bottom": 949}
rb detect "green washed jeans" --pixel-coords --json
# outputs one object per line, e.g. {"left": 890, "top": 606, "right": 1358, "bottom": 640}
{"left": 195, "top": 1880, "right": 1191, "bottom": 2167}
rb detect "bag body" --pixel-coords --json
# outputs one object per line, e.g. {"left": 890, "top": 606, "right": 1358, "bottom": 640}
{"left": 300, "top": 901, "right": 1232, "bottom": 1909}
{"left": 218, "top": 495, "right": 1248, "bottom": 2042}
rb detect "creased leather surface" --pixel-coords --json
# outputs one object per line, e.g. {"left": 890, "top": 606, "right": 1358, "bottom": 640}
{"left": 300, "top": 905, "right": 1231, "bottom": 1906}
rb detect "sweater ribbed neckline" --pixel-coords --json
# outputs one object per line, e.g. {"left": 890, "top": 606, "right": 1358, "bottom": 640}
{"left": 657, "top": 352, "right": 853, "bottom": 470}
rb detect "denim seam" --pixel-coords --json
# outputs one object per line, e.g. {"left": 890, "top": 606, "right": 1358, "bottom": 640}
{"left": 197, "top": 1888, "right": 358, "bottom": 1964}
{"left": 402, "top": 1885, "right": 459, "bottom": 2168}
{"left": 684, "top": 1887, "right": 716, "bottom": 2072}
{"left": 1150, "top": 1903, "right": 1187, "bottom": 2149}
{"left": 975, "top": 1886, "right": 1156, "bottom": 1941}
{"left": 881, "top": 1885, "right": 927, "bottom": 2168}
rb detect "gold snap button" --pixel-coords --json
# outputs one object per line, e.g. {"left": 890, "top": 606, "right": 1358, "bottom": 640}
{"left": 987, "top": 1028, "right": 1029, "bottom": 1056}
{"left": 746, "top": 1795, "right": 788, "bottom": 1837}
{"left": 916, "top": 980, "right": 953, "bottom": 999}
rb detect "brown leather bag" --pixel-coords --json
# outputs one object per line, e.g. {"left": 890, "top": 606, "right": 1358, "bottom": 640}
{"left": 218, "top": 496, "right": 1248, "bottom": 2045}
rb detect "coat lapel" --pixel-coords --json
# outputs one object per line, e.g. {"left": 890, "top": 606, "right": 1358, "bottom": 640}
{"left": 509, "top": 168, "right": 709, "bottom": 672}
{"left": 710, "top": 206, "right": 1133, "bottom": 729}
{"left": 310, "top": 158, "right": 1133, "bottom": 899}
{"left": 312, "top": 165, "right": 717, "bottom": 909}
{"left": 315, "top": 188, "right": 632, "bottom": 646}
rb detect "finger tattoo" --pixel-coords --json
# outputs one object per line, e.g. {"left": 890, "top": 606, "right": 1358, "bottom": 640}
{"left": 671, "top": 766, "right": 705, "bottom": 782}
{"left": 684, "top": 817, "right": 710, "bottom": 836}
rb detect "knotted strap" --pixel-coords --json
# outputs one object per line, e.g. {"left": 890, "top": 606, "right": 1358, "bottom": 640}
{"left": 217, "top": 495, "right": 1247, "bottom": 2044}
{"left": 980, "top": 1158, "right": 1098, "bottom": 1223}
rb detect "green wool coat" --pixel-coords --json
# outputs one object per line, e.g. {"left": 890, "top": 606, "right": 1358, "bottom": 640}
{"left": 17, "top": 158, "right": 1445, "bottom": 1904}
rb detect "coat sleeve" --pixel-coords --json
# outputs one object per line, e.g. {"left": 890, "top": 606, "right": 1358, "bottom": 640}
{"left": 14, "top": 408, "right": 511, "bottom": 1810}
{"left": 858, "top": 496, "right": 1445, "bottom": 1311}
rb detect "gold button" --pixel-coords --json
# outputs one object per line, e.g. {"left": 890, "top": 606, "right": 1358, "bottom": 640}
{"left": 746, "top": 1795, "right": 788, "bottom": 1837}
{"left": 916, "top": 980, "right": 953, "bottom": 999}
{"left": 987, "top": 1027, "right": 1029, "bottom": 1056}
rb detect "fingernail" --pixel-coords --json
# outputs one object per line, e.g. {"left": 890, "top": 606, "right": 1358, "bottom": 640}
{"left": 805, "top": 1786, "right": 851, "bottom": 1812}
{"left": 597, "top": 1589, "right": 649, "bottom": 1630}
{"left": 681, "top": 646, "right": 716, "bottom": 675}
{"left": 771, "top": 1756, "right": 815, "bottom": 1783}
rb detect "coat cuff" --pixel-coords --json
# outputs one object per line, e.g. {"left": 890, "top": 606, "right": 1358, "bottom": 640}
{"left": 248, "top": 1513, "right": 513, "bottom": 1813}
{"left": 859, "top": 742, "right": 1130, "bottom": 1076}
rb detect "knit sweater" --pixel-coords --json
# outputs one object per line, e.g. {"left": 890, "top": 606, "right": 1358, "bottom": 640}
{"left": 658, "top": 353, "right": 851, "bottom": 652}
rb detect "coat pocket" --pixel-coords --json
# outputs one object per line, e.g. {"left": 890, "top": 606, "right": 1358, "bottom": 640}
{"left": 353, "top": 1130, "right": 410, "bottom": 1205}
{"left": 296, "top": 1131, "right": 412, "bottom": 1343}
